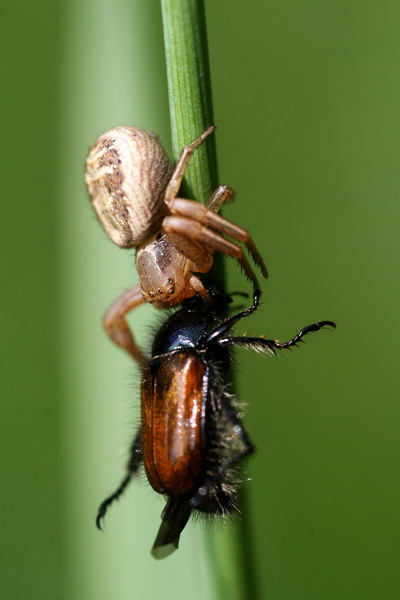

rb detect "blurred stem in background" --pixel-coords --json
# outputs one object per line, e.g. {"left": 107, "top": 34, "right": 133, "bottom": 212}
{"left": 161, "top": 2, "right": 258, "bottom": 599}
{"left": 58, "top": 1, "right": 215, "bottom": 598}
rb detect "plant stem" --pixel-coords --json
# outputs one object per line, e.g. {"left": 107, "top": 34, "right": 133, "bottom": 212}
{"left": 161, "top": 3, "right": 258, "bottom": 600}
{"left": 161, "top": 0, "right": 217, "bottom": 201}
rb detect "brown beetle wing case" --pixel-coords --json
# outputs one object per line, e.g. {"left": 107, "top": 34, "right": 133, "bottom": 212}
{"left": 142, "top": 353, "right": 206, "bottom": 496}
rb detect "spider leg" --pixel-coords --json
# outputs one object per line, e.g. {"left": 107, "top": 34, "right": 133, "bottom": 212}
{"left": 164, "top": 126, "right": 216, "bottom": 205}
{"left": 217, "top": 321, "right": 336, "bottom": 353}
{"left": 206, "top": 184, "right": 235, "bottom": 213}
{"left": 103, "top": 285, "right": 148, "bottom": 368}
{"left": 163, "top": 228, "right": 213, "bottom": 274}
{"left": 96, "top": 430, "right": 143, "bottom": 530}
{"left": 163, "top": 215, "right": 262, "bottom": 290}
{"left": 167, "top": 198, "right": 267, "bottom": 278}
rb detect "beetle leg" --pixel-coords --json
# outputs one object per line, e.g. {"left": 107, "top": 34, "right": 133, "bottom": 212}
{"left": 189, "top": 395, "right": 254, "bottom": 512}
{"left": 103, "top": 284, "right": 148, "bottom": 368}
{"left": 96, "top": 430, "right": 143, "bottom": 530}
{"left": 217, "top": 320, "right": 336, "bottom": 353}
{"left": 206, "top": 184, "right": 235, "bottom": 213}
{"left": 219, "top": 396, "right": 255, "bottom": 467}
{"left": 163, "top": 215, "right": 262, "bottom": 290}
{"left": 164, "top": 126, "right": 216, "bottom": 206}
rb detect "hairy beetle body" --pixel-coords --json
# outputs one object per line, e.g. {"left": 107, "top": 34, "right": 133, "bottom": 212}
{"left": 96, "top": 289, "right": 335, "bottom": 558}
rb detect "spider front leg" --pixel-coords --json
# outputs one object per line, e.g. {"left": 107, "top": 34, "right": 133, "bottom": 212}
{"left": 163, "top": 126, "right": 216, "bottom": 206}
{"left": 161, "top": 185, "right": 238, "bottom": 280}
{"left": 206, "top": 184, "right": 235, "bottom": 213}
{"left": 169, "top": 197, "right": 267, "bottom": 276}
{"left": 103, "top": 285, "right": 148, "bottom": 368}
{"left": 162, "top": 208, "right": 265, "bottom": 290}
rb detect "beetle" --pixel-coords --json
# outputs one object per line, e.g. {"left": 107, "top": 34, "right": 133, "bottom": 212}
{"left": 96, "top": 289, "right": 335, "bottom": 558}
{"left": 85, "top": 126, "right": 267, "bottom": 367}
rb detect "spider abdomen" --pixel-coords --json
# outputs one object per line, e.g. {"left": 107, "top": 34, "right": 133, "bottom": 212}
{"left": 85, "top": 126, "right": 171, "bottom": 247}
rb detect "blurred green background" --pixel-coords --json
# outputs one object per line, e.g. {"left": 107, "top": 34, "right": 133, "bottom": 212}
{"left": 2, "top": 1, "right": 400, "bottom": 598}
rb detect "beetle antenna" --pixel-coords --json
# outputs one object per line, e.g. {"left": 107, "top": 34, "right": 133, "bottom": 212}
{"left": 200, "top": 290, "right": 261, "bottom": 347}
{"left": 217, "top": 321, "right": 336, "bottom": 353}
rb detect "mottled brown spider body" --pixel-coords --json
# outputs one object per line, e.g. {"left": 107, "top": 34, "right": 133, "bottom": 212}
{"left": 85, "top": 126, "right": 267, "bottom": 366}
{"left": 85, "top": 126, "right": 171, "bottom": 247}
